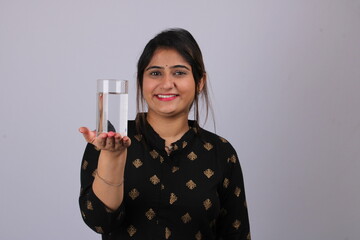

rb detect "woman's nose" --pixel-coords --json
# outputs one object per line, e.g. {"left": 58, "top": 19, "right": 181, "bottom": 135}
{"left": 160, "top": 74, "right": 175, "bottom": 89}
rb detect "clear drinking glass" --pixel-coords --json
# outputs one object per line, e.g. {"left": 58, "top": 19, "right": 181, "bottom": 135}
{"left": 96, "top": 79, "right": 128, "bottom": 136}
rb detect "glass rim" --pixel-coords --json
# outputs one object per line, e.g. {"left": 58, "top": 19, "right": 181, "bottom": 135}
{"left": 97, "top": 79, "right": 128, "bottom": 93}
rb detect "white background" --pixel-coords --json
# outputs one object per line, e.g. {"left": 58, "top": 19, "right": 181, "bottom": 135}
{"left": 1, "top": 0, "right": 359, "bottom": 239}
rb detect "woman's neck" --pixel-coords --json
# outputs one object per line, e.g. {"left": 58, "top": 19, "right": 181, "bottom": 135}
{"left": 146, "top": 112, "right": 190, "bottom": 146}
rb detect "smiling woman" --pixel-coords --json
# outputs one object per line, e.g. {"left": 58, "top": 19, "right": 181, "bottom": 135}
{"left": 79, "top": 28, "right": 251, "bottom": 240}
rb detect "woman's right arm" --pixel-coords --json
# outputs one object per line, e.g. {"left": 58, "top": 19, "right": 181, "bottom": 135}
{"left": 78, "top": 127, "right": 131, "bottom": 234}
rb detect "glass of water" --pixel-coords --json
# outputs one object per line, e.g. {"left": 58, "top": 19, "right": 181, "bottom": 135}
{"left": 96, "top": 79, "right": 128, "bottom": 136}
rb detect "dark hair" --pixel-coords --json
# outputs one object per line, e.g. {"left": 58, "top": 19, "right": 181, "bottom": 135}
{"left": 136, "top": 28, "right": 212, "bottom": 133}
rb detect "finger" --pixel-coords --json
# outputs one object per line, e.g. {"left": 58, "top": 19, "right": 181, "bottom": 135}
{"left": 114, "top": 133, "right": 122, "bottom": 145}
{"left": 96, "top": 132, "right": 108, "bottom": 148}
{"left": 108, "top": 131, "right": 115, "bottom": 137}
{"left": 122, "top": 136, "right": 132, "bottom": 148}
{"left": 106, "top": 134, "right": 115, "bottom": 147}
{"left": 112, "top": 135, "right": 126, "bottom": 152}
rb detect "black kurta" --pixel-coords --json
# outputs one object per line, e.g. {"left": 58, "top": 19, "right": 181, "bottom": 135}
{"left": 79, "top": 120, "right": 251, "bottom": 240}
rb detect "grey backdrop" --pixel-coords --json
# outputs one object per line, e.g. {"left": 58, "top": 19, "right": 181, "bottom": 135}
{"left": 1, "top": 1, "right": 359, "bottom": 239}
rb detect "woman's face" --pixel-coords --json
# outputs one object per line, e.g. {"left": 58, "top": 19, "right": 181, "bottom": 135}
{"left": 142, "top": 48, "right": 203, "bottom": 119}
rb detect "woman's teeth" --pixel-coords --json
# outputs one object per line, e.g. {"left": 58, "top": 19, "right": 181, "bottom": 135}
{"left": 157, "top": 94, "right": 177, "bottom": 98}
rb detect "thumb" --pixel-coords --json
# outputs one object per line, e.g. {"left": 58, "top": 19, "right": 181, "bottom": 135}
{"left": 79, "top": 127, "right": 96, "bottom": 143}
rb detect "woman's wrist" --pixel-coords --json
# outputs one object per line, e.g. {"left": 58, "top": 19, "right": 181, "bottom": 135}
{"left": 99, "top": 146, "right": 127, "bottom": 163}
{"left": 97, "top": 149, "right": 126, "bottom": 176}
{"left": 95, "top": 170, "right": 124, "bottom": 187}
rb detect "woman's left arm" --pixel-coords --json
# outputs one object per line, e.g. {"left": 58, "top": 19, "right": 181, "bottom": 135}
{"left": 217, "top": 141, "right": 251, "bottom": 240}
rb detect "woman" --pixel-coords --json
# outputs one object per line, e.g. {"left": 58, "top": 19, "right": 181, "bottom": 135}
{"left": 79, "top": 28, "right": 251, "bottom": 240}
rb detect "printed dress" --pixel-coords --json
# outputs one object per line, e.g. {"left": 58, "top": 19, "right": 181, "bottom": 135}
{"left": 79, "top": 120, "right": 251, "bottom": 240}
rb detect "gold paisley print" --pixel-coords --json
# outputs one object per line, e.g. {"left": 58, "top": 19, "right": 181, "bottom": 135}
{"left": 134, "top": 134, "right": 142, "bottom": 142}
{"left": 195, "top": 231, "right": 202, "bottom": 240}
{"left": 149, "top": 149, "right": 159, "bottom": 159}
{"left": 203, "top": 142, "right": 213, "bottom": 151}
{"left": 82, "top": 160, "right": 88, "bottom": 170}
{"left": 129, "top": 188, "right": 140, "bottom": 200}
{"left": 204, "top": 169, "right": 214, "bottom": 178}
{"left": 228, "top": 154, "right": 237, "bottom": 163}
{"left": 150, "top": 175, "right": 160, "bottom": 185}
{"left": 203, "top": 199, "right": 212, "bottom": 210}
{"left": 170, "top": 193, "right": 178, "bottom": 204}
{"left": 127, "top": 225, "right": 137, "bottom": 237}
{"left": 181, "top": 212, "right": 192, "bottom": 223}
{"left": 132, "top": 159, "right": 143, "bottom": 168}
{"left": 165, "top": 227, "right": 171, "bottom": 239}
{"left": 187, "top": 152, "right": 197, "bottom": 161}
{"left": 219, "top": 137, "right": 228, "bottom": 143}
{"left": 234, "top": 187, "right": 241, "bottom": 197}
{"left": 186, "top": 180, "right": 197, "bottom": 190}
{"left": 223, "top": 178, "right": 230, "bottom": 188}
{"left": 145, "top": 208, "right": 156, "bottom": 220}
{"left": 95, "top": 226, "right": 104, "bottom": 234}
{"left": 86, "top": 201, "right": 93, "bottom": 210}
{"left": 232, "top": 220, "right": 241, "bottom": 230}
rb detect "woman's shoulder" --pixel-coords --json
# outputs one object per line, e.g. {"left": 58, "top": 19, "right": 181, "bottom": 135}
{"left": 198, "top": 127, "right": 236, "bottom": 151}
{"left": 197, "top": 128, "right": 240, "bottom": 166}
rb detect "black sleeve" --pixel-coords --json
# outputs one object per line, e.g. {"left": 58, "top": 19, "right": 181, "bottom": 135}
{"left": 78, "top": 143, "right": 125, "bottom": 235}
{"left": 216, "top": 139, "right": 251, "bottom": 240}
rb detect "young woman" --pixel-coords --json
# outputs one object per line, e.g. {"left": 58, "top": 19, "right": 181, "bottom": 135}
{"left": 79, "top": 28, "right": 251, "bottom": 240}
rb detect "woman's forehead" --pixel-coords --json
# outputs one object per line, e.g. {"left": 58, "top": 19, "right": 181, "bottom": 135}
{"left": 147, "top": 48, "right": 190, "bottom": 67}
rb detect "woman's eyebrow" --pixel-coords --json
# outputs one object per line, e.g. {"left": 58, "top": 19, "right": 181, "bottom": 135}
{"left": 145, "top": 65, "right": 190, "bottom": 71}
{"left": 145, "top": 66, "right": 163, "bottom": 71}
{"left": 170, "top": 65, "right": 190, "bottom": 70}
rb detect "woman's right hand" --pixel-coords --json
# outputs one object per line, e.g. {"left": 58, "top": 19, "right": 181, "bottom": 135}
{"left": 78, "top": 127, "right": 131, "bottom": 153}
{"left": 79, "top": 127, "right": 130, "bottom": 211}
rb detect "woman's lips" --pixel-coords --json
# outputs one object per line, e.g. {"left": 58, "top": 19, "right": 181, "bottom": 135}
{"left": 155, "top": 94, "right": 178, "bottom": 101}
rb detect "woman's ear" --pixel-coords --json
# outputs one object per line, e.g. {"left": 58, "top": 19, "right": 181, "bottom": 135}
{"left": 198, "top": 73, "right": 206, "bottom": 93}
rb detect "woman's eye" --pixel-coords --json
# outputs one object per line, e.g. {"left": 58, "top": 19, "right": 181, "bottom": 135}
{"left": 150, "top": 71, "right": 161, "bottom": 76}
{"left": 174, "top": 71, "right": 186, "bottom": 76}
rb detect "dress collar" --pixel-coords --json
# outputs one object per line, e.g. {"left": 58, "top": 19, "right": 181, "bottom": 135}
{"left": 142, "top": 118, "right": 197, "bottom": 155}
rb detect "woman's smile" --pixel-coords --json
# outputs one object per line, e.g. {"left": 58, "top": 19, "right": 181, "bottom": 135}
{"left": 155, "top": 94, "right": 179, "bottom": 101}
